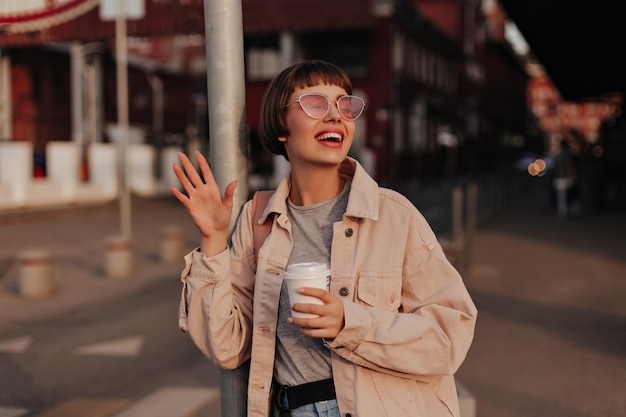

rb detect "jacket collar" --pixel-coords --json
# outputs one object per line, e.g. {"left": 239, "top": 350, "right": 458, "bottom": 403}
{"left": 258, "top": 157, "right": 379, "bottom": 224}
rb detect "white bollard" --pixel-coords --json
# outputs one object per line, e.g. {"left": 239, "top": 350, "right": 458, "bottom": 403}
{"left": 0, "top": 141, "right": 32, "bottom": 206}
{"left": 160, "top": 226, "right": 185, "bottom": 264}
{"left": 127, "top": 144, "right": 157, "bottom": 196}
{"left": 88, "top": 143, "right": 118, "bottom": 198}
{"left": 47, "top": 141, "right": 80, "bottom": 201}
{"left": 18, "top": 249, "right": 55, "bottom": 299}
{"left": 104, "top": 236, "right": 133, "bottom": 279}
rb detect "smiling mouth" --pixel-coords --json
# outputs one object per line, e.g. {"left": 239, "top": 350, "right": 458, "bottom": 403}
{"left": 315, "top": 132, "right": 343, "bottom": 143}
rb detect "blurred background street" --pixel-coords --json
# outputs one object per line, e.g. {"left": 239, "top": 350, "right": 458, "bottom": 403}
{"left": 1, "top": 177, "right": 625, "bottom": 417}
{"left": 456, "top": 199, "right": 626, "bottom": 417}
{"left": 1, "top": 0, "right": 626, "bottom": 416}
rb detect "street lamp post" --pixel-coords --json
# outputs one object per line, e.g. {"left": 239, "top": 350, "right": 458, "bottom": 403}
{"left": 115, "top": 0, "right": 131, "bottom": 241}
{"left": 203, "top": 0, "right": 250, "bottom": 416}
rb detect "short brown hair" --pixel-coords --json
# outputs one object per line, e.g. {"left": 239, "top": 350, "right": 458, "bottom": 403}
{"left": 258, "top": 60, "right": 353, "bottom": 159}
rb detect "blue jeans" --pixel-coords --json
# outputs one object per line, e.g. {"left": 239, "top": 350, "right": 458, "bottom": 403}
{"left": 276, "top": 395, "right": 341, "bottom": 417}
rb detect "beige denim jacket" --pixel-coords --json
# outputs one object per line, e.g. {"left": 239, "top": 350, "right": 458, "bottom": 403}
{"left": 179, "top": 158, "right": 477, "bottom": 417}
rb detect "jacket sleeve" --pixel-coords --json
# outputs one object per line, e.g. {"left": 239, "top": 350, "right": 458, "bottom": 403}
{"left": 178, "top": 200, "right": 258, "bottom": 370}
{"left": 325, "top": 209, "right": 478, "bottom": 381}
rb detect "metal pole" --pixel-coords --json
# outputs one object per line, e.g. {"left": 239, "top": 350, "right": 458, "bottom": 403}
{"left": 70, "top": 43, "right": 84, "bottom": 147}
{"left": 271, "top": 32, "right": 296, "bottom": 186}
{"left": 70, "top": 43, "right": 86, "bottom": 181}
{"left": 148, "top": 74, "right": 164, "bottom": 134}
{"left": 203, "top": 0, "right": 249, "bottom": 416}
{"left": 465, "top": 182, "right": 478, "bottom": 271}
{"left": 93, "top": 50, "right": 104, "bottom": 144}
{"left": 452, "top": 185, "right": 464, "bottom": 243}
{"left": 116, "top": 0, "right": 132, "bottom": 240}
{"left": 0, "top": 50, "right": 11, "bottom": 140}
{"left": 204, "top": 0, "right": 249, "bottom": 225}
{"left": 451, "top": 185, "right": 464, "bottom": 269}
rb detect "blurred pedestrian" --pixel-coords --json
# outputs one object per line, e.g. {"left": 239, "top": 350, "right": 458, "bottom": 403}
{"left": 553, "top": 138, "right": 576, "bottom": 217}
{"left": 564, "top": 129, "right": 584, "bottom": 216}
{"left": 598, "top": 100, "right": 626, "bottom": 208}
{"left": 172, "top": 60, "right": 477, "bottom": 417}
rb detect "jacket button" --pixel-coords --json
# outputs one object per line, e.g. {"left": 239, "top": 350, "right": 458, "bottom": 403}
{"left": 345, "top": 228, "right": 353, "bottom": 237}
{"left": 339, "top": 287, "right": 350, "bottom": 296}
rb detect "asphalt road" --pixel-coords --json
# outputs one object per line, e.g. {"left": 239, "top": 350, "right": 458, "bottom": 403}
{"left": 0, "top": 277, "right": 222, "bottom": 417}
{"left": 456, "top": 202, "right": 626, "bottom": 417}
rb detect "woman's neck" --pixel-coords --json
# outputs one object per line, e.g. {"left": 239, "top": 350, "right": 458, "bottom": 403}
{"left": 288, "top": 164, "right": 345, "bottom": 206}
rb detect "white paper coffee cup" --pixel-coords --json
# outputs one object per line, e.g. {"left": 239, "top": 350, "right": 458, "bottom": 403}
{"left": 284, "top": 262, "right": 331, "bottom": 318}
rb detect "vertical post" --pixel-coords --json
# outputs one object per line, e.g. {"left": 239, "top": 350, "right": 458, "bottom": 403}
{"left": 451, "top": 185, "right": 464, "bottom": 242}
{"left": 148, "top": 73, "right": 164, "bottom": 178}
{"left": 148, "top": 74, "right": 164, "bottom": 134}
{"left": 71, "top": 43, "right": 84, "bottom": 147}
{"left": 83, "top": 42, "right": 106, "bottom": 147}
{"left": 71, "top": 43, "right": 87, "bottom": 181}
{"left": 465, "top": 182, "right": 478, "bottom": 271}
{"left": 451, "top": 185, "right": 465, "bottom": 270}
{"left": 90, "top": 45, "right": 105, "bottom": 145}
{"left": 204, "top": 0, "right": 249, "bottom": 224}
{"left": 203, "top": 1, "right": 249, "bottom": 416}
{"left": 116, "top": 0, "right": 132, "bottom": 240}
{"left": 94, "top": 49, "right": 104, "bottom": 144}
{"left": 0, "top": 50, "right": 13, "bottom": 140}
{"left": 271, "top": 32, "right": 296, "bottom": 186}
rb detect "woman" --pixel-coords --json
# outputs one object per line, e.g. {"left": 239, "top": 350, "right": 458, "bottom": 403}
{"left": 172, "top": 60, "right": 477, "bottom": 417}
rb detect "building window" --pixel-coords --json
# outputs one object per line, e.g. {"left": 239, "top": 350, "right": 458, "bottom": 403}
{"left": 408, "top": 99, "right": 427, "bottom": 151}
{"left": 247, "top": 48, "right": 280, "bottom": 81}
{"left": 245, "top": 35, "right": 280, "bottom": 81}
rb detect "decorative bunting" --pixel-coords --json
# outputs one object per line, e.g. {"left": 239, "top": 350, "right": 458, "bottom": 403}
{"left": 0, "top": 0, "right": 100, "bottom": 33}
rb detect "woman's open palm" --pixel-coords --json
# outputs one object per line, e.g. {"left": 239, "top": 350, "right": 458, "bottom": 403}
{"left": 171, "top": 151, "right": 237, "bottom": 243}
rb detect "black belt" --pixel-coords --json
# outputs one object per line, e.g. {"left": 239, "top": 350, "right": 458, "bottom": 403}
{"left": 277, "top": 378, "right": 336, "bottom": 411}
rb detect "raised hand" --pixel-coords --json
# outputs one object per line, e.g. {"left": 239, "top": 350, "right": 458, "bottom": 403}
{"left": 171, "top": 151, "right": 237, "bottom": 257}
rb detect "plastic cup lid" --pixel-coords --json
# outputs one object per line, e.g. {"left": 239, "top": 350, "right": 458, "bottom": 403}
{"left": 284, "top": 262, "right": 330, "bottom": 278}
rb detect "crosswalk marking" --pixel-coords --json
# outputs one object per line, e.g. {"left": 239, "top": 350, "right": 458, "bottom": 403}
{"left": 0, "top": 386, "right": 219, "bottom": 417}
{"left": 110, "top": 387, "right": 218, "bottom": 417}
{"left": 75, "top": 336, "right": 144, "bottom": 357}
{"left": 0, "top": 336, "right": 33, "bottom": 354}
{"left": 31, "top": 399, "right": 130, "bottom": 417}
{"left": 0, "top": 407, "right": 28, "bottom": 417}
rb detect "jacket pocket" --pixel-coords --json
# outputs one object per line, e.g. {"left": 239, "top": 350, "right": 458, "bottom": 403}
{"left": 356, "top": 272, "right": 402, "bottom": 311}
{"left": 368, "top": 370, "right": 456, "bottom": 417}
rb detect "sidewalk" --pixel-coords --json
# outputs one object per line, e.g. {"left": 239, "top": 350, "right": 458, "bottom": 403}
{"left": 1, "top": 186, "right": 625, "bottom": 417}
{"left": 0, "top": 197, "right": 199, "bottom": 326}
{"left": 457, "top": 201, "right": 626, "bottom": 417}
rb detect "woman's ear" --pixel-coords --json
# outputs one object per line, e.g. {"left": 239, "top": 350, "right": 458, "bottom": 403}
{"left": 278, "top": 135, "right": 287, "bottom": 143}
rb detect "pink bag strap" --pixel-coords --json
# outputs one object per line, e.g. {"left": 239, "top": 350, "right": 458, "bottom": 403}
{"left": 251, "top": 190, "right": 274, "bottom": 261}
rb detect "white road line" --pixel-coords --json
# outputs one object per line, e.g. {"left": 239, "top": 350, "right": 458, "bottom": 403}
{"left": 75, "top": 336, "right": 144, "bottom": 357}
{"left": 0, "top": 336, "right": 33, "bottom": 354}
{"left": 111, "top": 387, "right": 219, "bottom": 417}
{"left": 0, "top": 406, "right": 28, "bottom": 417}
{"left": 30, "top": 398, "right": 129, "bottom": 417}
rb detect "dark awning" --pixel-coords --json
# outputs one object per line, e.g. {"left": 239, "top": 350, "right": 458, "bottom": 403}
{"left": 499, "top": 0, "right": 626, "bottom": 101}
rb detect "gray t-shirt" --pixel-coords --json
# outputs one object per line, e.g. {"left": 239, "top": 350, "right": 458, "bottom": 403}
{"left": 274, "top": 182, "right": 350, "bottom": 386}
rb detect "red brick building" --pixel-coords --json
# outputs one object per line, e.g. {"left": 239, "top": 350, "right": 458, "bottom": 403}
{"left": 240, "top": 0, "right": 528, "bottom": 180}
{"left": 0, "top": 0, "right": 530, "bottom": 183}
